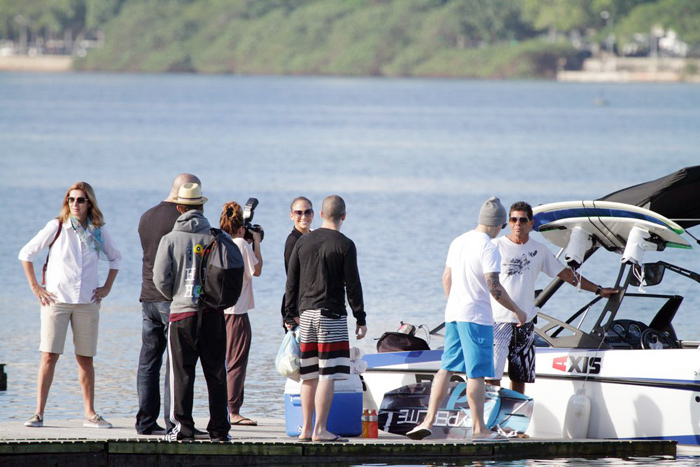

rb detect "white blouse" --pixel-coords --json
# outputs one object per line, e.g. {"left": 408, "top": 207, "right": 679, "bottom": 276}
{"left": 19, "top": 219, "right": 122, "bottom": 304}
{"left": 224, "top": 237, "right": 258, "bottom": 315}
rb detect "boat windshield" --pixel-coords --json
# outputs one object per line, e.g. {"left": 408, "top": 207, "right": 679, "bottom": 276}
{"left": 537, "top": 289, "right": 686, "bottom": 350}
{"left": 581, "top": 295, "right": 671, "bottom": 333}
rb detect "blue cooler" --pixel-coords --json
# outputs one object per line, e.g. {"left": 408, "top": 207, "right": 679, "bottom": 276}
{"left": 284, "top": 374, "right": 363, "bottom": 437}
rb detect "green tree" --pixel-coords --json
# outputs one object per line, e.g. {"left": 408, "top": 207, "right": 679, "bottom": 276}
{"left": 522, "top": 0, "right": 596, "bottom": 33}
{"left": 616, "top": 0, "right": 700, "bottom": 46}
{"left": 85, "top": 0, "right": 128, "bottom": 30}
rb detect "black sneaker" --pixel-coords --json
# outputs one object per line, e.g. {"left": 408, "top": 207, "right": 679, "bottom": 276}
{"left": 138, "top": 425, "right": 167, "bottom": 436}
{"left": 210, "top": 434, "right": 232, "bottom": 442}
{"left": 193, "top": 428, "right": 209, "bottom": 440}
{"left": 162, "top": 431, "right": 194, "bottom": 442}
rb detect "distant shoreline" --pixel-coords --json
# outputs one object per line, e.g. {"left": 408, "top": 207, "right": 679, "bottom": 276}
{"left": 3, "top": 54, "right": 699, "bottom": 83}
{"left": 0, "top": 55, "right": 72, "bottom": 72}
{"left": 558, "top": 57, "right": 700, "bottom": 83}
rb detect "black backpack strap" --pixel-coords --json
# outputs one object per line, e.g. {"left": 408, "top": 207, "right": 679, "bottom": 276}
{"left": 42, "top": 219, "right": 62, "bottom": 286}
{"left": 196, "top": 228, "right": 221, "bottom": 344}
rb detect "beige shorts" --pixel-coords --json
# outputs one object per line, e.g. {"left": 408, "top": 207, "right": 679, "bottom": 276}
{"left": 40, "top": 302, "right": 100, "bottom": 356}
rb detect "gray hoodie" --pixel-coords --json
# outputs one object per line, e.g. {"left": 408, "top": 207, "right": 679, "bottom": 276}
{"left": 153, "top": 209, "right": 214, "bottom": 317}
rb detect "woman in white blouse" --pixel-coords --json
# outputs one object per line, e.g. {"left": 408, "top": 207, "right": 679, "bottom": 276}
{"left": 19, "top": 182, "right": 121, "bottom": 429}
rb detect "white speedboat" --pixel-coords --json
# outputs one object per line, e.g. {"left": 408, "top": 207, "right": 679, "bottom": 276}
{"left": 362, "top": 167, "right": 700, "bottom": 444}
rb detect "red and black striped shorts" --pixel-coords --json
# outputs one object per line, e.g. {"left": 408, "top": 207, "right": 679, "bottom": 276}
{"left": 299, "top": 309, "right": 350, "bottom": 381}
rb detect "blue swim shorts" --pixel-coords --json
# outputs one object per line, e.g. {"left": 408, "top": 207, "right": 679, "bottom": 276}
{"left": 440, "top": 321, "right": 494, "bottom": 378}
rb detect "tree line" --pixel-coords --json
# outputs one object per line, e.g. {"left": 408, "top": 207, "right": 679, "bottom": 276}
{"left": 1, "top": 0, "right": 698, "bottom": 77}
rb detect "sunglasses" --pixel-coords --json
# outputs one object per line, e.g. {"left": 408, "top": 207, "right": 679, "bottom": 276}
{"left": 67, "top": 197, "right": 87, "bottom": 205}
{"left": 293, "top": 209, "right": 314, "bottom": 217}
{"left": 509, "top": 216, "right": 530, "bottom": 224}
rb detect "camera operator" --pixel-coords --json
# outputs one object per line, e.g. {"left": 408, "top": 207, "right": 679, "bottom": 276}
{"left": 219, "top": 201, "right": 263, "bottom": 426}
{"left": 242, "top": 198, "right": 264, "bottom": 247}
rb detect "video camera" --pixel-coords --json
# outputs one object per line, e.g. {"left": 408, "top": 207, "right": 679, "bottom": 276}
{"left": 242, "top": 197, "right": 264, "bottom": 243}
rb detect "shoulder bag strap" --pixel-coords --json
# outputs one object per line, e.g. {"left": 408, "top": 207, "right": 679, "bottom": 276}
{"left": 41, "top": 219, "right": 63, "bottom": 286}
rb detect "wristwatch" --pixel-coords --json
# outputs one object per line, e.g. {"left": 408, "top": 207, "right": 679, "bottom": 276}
{"left": 595, "top": 285, "right": 602, "bottom": 296}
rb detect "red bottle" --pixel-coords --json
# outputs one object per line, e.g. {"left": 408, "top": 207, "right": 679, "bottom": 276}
{"left": 368, "top": 410, "right": 378, "bottom": 438}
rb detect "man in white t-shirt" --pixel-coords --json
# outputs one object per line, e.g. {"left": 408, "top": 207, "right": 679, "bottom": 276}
{"left": 407, "top": 197, "right": 527, "bottom": 442}
{"left": 487, "top": 201, "right": 618, "bottom": 395}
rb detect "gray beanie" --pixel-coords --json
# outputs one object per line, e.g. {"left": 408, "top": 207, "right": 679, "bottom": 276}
{"left": 478, "top": 196, "right": 507, "bottom": 227}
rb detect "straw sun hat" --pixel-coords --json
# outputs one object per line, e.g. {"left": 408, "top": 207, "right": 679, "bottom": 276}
{"left": 174, "top": 182, "right": 208, "bottom": 205}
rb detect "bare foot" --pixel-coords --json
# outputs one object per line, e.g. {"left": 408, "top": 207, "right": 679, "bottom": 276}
{"left": 311, "top": 429, "right": 336, "bottom": 442}
{"left": 230, "top": 415, "right": 257, "bottom": 426}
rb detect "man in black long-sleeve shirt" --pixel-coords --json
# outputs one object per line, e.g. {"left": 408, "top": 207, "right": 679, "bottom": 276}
{"left": 284, "top": 195, "right": 367, "bottom": 443}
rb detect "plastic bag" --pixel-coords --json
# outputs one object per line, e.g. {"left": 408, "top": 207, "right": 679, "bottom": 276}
{"left": 275, "top": 327, "right": 301, "bottom": 381}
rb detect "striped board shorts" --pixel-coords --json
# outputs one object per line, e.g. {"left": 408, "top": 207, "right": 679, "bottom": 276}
{"left": 492, "top": 321, "right": 536, "bottom": 383}
{"left": 299, "top": 309, "right": 350, "bottom": 381}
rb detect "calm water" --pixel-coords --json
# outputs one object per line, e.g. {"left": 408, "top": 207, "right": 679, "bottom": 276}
{"left": 1, "top": 73, "right": 699, "bottom": 460}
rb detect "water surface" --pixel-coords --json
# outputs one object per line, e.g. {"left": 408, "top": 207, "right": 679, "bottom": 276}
{"left": 1, "top": 73, "right": 699, "bottom": 429}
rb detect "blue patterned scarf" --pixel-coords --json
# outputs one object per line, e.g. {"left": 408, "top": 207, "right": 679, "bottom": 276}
{"left": 70, "top": 216, "right": 108, "bottom": 260}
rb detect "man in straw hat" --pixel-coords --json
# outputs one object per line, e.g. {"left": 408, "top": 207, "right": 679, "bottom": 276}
{"left": 153, "top": 182, "right": 231, "bottom": 442}
{"left": 136, "top": 173, "right": 201, "bottom": 436}
{"left": 406, "top": 196, "right": 526, "bottom": 442}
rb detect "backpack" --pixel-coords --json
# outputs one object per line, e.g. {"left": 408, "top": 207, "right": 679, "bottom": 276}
{"left": 376, "top": 321, "right": 431, "bottom": 353}
{"left": 376, "top": 332, "right": 430, "bottom": 353}
{"left": 198, "top": 228, "right": 244, "bottom": 311}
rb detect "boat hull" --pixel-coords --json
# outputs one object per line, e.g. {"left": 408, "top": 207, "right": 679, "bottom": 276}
{"left": 362, "top": 347, "right": 700, "bottom": 444}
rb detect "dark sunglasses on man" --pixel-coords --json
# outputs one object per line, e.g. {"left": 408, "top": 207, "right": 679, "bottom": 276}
{"left": 509, "top": 216, "right": 530, "bottom": 224}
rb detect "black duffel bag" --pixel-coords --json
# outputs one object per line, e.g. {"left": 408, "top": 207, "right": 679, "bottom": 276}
{"left": 376, "top": 332, "right": 430, "bottom": 353}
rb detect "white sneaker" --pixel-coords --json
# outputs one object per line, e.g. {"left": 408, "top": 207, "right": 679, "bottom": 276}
{"left": 24, "top": 414, "right": 43, "bottom": 427}
{"left": 83, "top": 414, "right": 112, "bottom": 428}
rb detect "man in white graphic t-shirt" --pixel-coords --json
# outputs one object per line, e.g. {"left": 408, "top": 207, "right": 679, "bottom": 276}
{"left": 487, "top": 201, "right": 618, "bottom": 395}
